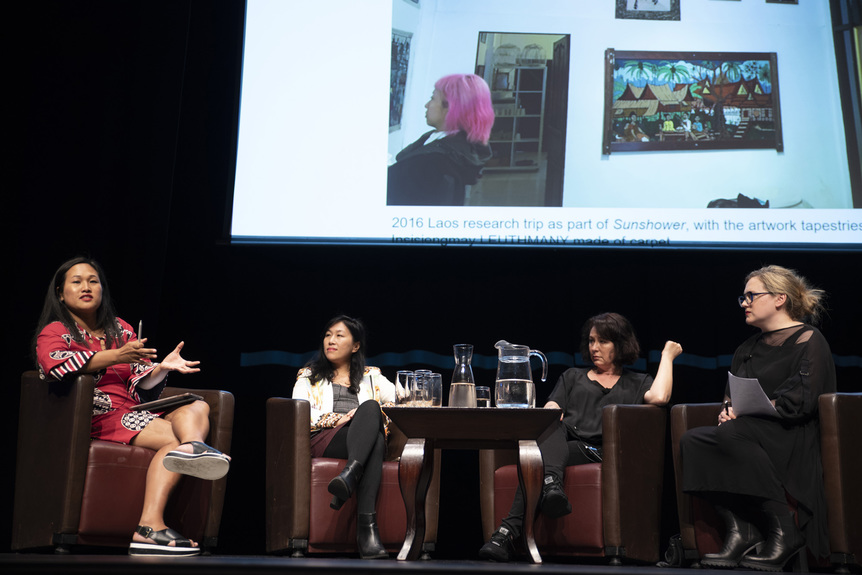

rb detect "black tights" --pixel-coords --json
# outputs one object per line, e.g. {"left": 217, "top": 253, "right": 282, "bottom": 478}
{"left": 322, "top": 400, "right": 386, "bottom": 514}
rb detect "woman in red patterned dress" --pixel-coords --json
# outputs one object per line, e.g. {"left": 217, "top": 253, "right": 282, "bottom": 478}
{"left": 34, "top": 257, "right": 230, "bottom": 556}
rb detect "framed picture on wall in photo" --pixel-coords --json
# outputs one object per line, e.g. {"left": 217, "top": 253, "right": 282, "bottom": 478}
{"left": 615, "top": 0, "right": 680, "bottom": 21}
{"left": 602, "top": 49, "right": 783, "bottom": 154}
{"left": 390, "top": 30, "right": 412, "bottom": 132}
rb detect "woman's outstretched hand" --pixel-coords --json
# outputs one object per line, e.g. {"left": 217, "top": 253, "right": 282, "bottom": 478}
{"left": 159, "top": 341, "right": 201, "bottom": 374}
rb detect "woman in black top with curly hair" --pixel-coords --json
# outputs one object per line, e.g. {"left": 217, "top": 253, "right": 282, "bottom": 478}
{"left": 480, "top": 312, "right": 682, "bottom": 562}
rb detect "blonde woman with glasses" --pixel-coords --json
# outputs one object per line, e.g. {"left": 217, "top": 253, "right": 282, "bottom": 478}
{"left": 680, "top": 265, "right": 836, "bottom": 572}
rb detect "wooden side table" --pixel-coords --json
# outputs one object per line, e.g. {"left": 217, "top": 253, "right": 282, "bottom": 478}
{"left": 383, "top": 406, "right": 561, "bottom": 563}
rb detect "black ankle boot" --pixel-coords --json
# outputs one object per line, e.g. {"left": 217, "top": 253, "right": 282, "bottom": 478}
{"left": 739, "top": 511, "right": 807, "bottom": 572}
{"left": 357, "top": 512, "right": 388, "bottom": 559}
{"left": 328, "top": 460, "right": 363, "bottom": 510}
{"left": 701, "top": 505, "right": 764, "bottom": 568}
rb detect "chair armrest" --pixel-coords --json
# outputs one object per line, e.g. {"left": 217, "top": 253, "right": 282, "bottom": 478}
{"left": 12, "top": 371, "right": 94, "bottom": 550}
{"left": 163, "top": 385, "right": 234, "bottom": 546}
{"left": 386, "top": 417, "right": 407, "bottom": 462}
{"left": 670, "top": 403, "right": 722, "bottom": 554}
{"left": 601, "top": 403, "right": 667, "bottom": 562}
{"left": 819, "top": 392, "right": 862, "bottom": 562}
{"left": 266, "top": 397, "right": 311, "bottom": 553}
{"left": 671, "top": 403, "right": 723, "bottom": 438}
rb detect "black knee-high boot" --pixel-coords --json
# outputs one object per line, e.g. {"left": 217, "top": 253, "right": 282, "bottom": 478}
{"left": 357, "top": 512, "right": 388, "bottom": 559}
{"left": 739, "top": 510, "right": 807, "bottom": 572}
{"left": 701, "top": 505, "right": 764, "bottom": 568}
{"left": 328, "top": 460, "right": 364, "bottom": 510}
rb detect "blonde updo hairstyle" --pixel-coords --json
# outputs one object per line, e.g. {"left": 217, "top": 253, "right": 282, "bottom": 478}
{"left": 746, "top": 265, "right": 826, "bottom": 324}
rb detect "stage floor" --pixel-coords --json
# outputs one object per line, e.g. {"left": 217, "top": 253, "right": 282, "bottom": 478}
{"left": 0, "top": 554, "right": 718, "bottom": 575}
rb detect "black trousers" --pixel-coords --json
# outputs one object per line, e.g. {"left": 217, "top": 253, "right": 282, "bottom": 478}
{"left": 321, "top": 400, "right": 386, "bottom": 514}
{"left": 499, "top": 422, "right": 600, "bottom": 538}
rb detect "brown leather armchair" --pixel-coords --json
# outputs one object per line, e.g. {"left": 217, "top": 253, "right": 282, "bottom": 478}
{"left": 479, "top": 404, "right": 667, "bottom": 564}
{"left": 12, "top": 371, "right": 234, "bottom": 553}
{"left": 820, "top": 393, "right": 862, "bottom": 571}
{"left": 670, "top": 393, "right": 862, "bottom": 571}
{"left": 265, "top": 397, "right": 441, "bottom": 557}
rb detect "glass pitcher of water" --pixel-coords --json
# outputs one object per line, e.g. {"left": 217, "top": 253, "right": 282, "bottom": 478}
{"left": 494, "top": 340, "right": 548, "bottom": 408}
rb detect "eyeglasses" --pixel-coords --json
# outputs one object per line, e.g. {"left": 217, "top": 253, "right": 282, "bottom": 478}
{"left": 737, "top": 292, "right": 771, "bottom": 306}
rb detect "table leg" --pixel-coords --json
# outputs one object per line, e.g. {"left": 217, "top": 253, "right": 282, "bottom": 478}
{"left": 517, "top": 439, "right": 543, "bottom": 564}
{"left": 397, "top": 437, "right": 434, "bottom": 561}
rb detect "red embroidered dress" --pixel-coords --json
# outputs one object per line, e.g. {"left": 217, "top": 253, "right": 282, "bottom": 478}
{"left": 37, "top": 318, "right": 161, "bottom": 444}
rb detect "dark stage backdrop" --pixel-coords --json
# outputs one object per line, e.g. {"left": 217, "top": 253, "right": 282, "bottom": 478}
{"left": 10, "top": 0, "right": 861, "bottom": 558}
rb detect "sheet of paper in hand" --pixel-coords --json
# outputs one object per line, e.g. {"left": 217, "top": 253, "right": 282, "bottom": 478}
{"left": 728, "top": 373, "right": 778, "bottom": 417}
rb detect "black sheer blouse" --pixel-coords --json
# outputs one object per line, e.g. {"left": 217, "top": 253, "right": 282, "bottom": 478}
{"left": 729, "top": 323, "right": 837, "bottom": 557}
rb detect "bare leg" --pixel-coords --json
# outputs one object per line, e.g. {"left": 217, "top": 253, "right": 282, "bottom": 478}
{"left": 129, "top": 400, "right": 215, "bottom": 546}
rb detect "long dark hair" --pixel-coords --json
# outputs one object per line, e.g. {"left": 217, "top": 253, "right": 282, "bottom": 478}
{"left": 32, "top": 257, "right": 122, "bottom": 363}
{"left": 579, "top": 312, "right": 641, "bottom": 367}
{"left": 305, "top": 315, "right": 367, "bottom": 393}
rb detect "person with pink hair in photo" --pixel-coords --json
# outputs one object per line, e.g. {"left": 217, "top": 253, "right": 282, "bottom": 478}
{"left": 388, "top": 73, "right": 494, "bottom": 206}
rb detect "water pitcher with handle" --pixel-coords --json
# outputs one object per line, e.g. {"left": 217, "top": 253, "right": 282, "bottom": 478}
{"left": 494, "top": 340, "right": 548, "bottom": 408}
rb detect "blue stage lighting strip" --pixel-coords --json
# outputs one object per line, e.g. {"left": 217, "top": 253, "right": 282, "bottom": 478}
{"left": 239, "top": 350, "right": 861, "bottom": 370}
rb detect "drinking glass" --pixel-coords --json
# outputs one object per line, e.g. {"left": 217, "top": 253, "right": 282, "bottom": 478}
{"left": 475, "top": 385, "right": 492, "bottom": 408}
{"left": 412, "top": 371, "right": 432, "bottom": 406}
{"left": 395, "top": 371, "right": 413, "bottom": 404}
{"left": 429, "top": 373, "right": 443, "bottom": 407}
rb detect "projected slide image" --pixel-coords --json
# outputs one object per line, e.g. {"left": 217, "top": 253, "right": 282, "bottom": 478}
{"left": 230, "top": 0, "right": 860, "bottom": 248}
